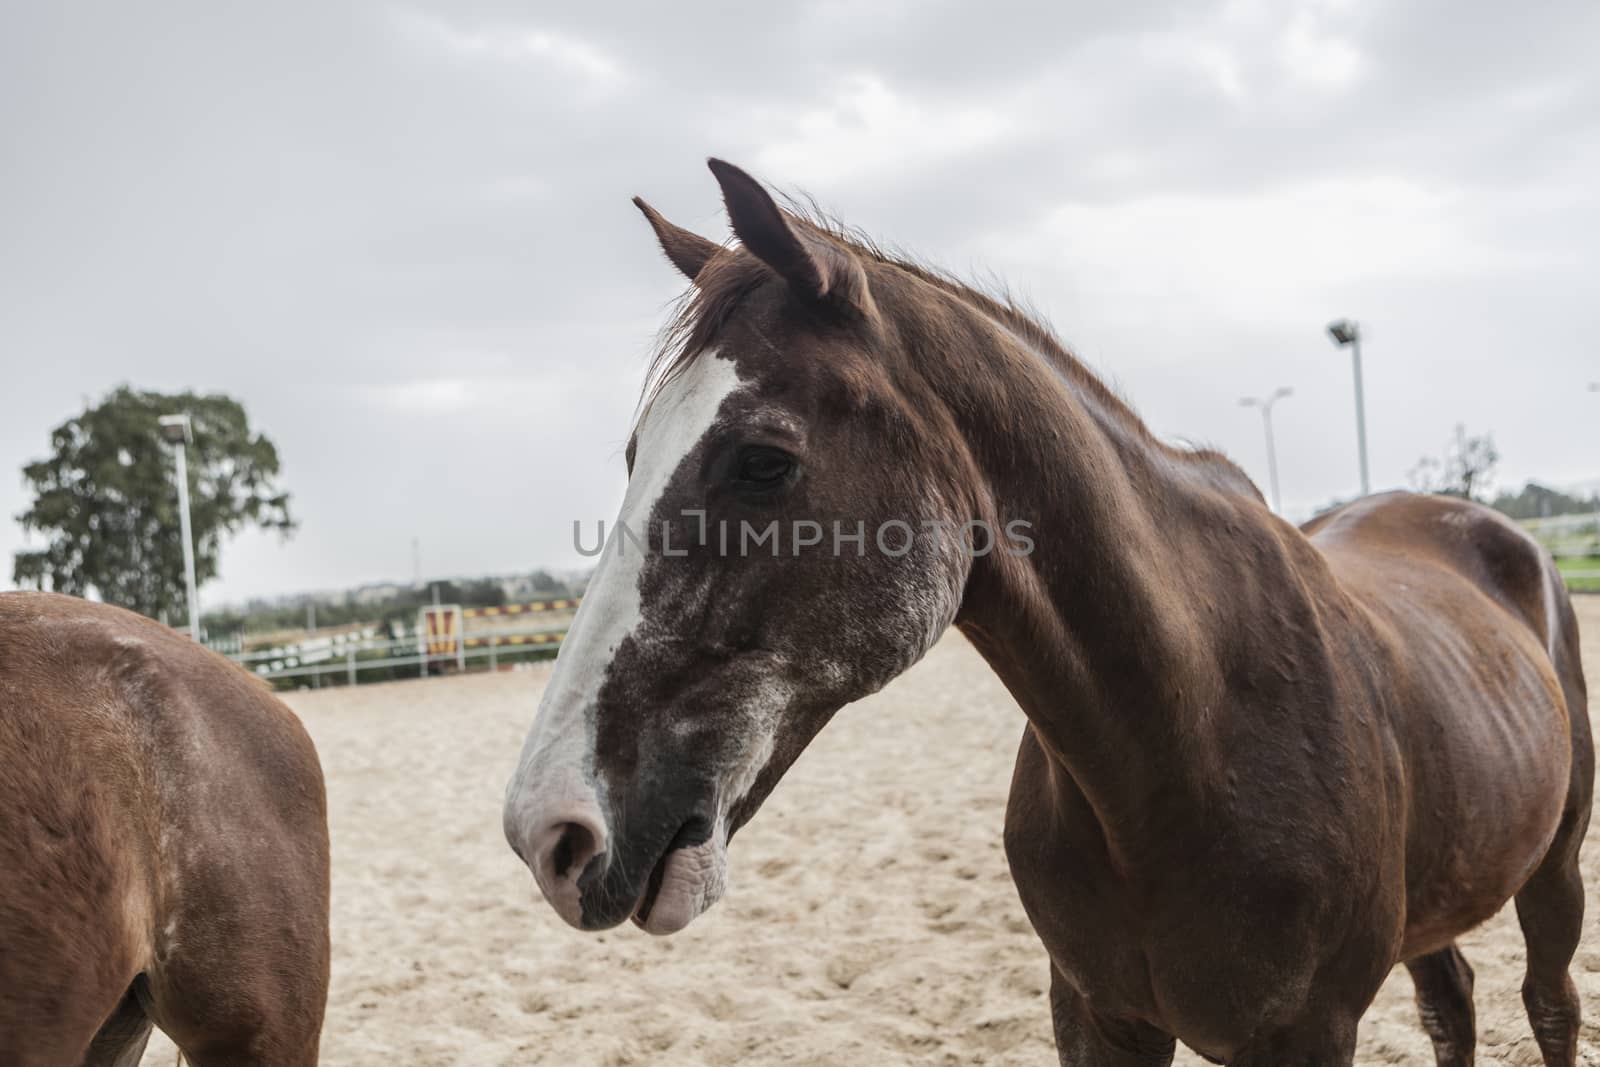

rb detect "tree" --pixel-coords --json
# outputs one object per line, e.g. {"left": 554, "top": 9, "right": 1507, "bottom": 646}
{"left": 13, "top": 386, "right": 294, "bottom": 622}
{"left": 1408, "top": 424, "right": 1499, "bottom": 502}
{"left": 1491, "top": 482, "right": 1600, "bottom": 520}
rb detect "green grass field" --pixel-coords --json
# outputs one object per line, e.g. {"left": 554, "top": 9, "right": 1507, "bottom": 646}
{"left": 1556, "top": 556, "right": 1600, "bottom": 594}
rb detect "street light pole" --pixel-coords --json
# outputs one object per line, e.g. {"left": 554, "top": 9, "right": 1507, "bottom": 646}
{"left": 159, "top": 414, "right": 200, "bottom": 641}
{"left": 1240, "top": 387, "right": 1294, "bottom": 513}
{"left": 1326, "top": 319, "right": 1371, "bottom": 497}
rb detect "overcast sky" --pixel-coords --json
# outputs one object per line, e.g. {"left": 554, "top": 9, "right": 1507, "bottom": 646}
{"left": 3, "top": 0, "right": 1597, "bottom": 606}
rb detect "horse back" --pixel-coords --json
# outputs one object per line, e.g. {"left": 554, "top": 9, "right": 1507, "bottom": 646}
{"left": 0, "top": 591, "right": 329, "bottom": 1058}
{"left": 1303, "top": 492, "right": 1589, "bottom": 954}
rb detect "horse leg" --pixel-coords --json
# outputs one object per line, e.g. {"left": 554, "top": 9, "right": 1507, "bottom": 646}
{"left": 150, "top": 970, "right": 326, "bottom": 1067}
{"left": 0, "top": 920, "right": 137, "bottom": 1067}
{"left": 145, "top": 929, "right": 329, "bottom": 1067}
{"left": 164, "top": 1012, "right": 322, "bottom": 1067}
{"left": 1512, "top": 839, "right": 1585, "bottom": 1066}
{"left": 1511, "top": 605, "right": 1594, "bottom": 1067}
{"left": 1405, "top": 945, "right": 1475, "bottom": 1066}
{"left": 1226, "top": 1011, "right": 1360, "bottom": 1067}
{"left": 1049, "top": 967, "right": 1175, "bottom": 1067}
{"left": 83, "top": 983, "right": 155, "bottom": 1067}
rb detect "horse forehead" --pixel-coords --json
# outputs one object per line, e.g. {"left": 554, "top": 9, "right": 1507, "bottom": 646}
{"left": 626, "top": 353, "right": 744, "bottom": 506}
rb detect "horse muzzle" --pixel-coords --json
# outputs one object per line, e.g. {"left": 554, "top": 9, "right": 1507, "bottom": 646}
{"left": 505, "top": 764, "right": 728, "bottom": 935}
{"left": 572, "top": 809, "right": 725, "bottom": 934}
{"left": 503, "top": 773, "right": 611, "bottom": 930}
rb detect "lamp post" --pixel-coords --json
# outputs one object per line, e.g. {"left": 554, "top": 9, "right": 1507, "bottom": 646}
{"left": 158, "top": 414, "right": 200, "bottom": 641}
{"left": 1326, "top": 319, "right": 1370, "bottom": 497}
{"left": 1590, "top": 385, "right": 1600, "bottom": 553}
{"left": 1240, "top": 387, "right": 1294, "bottom": 513}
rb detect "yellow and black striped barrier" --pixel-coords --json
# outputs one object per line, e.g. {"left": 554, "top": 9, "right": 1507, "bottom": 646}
{"left": 463, "top": 598, "right": 580, "bottom": 618}
{"left": 464, "top": 632, "right": 566, "bottom": 648}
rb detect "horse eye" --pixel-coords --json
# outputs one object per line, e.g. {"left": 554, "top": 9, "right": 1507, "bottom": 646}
{"left": 735, "top": 448, "right": 794, "bottom": 488}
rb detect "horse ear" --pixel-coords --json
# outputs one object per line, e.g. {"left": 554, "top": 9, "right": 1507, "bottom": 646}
{"left": 632, "top": 196, "right": 720, "bottom": 280}
{"left": 706, "top": 158, "right": 867, "bottom": 310}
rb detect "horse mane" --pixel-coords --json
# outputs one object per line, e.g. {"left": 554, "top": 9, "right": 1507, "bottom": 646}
{"left": 641, "top": 201, "right": 1252, "bottom": 486}
{"left": 644, "top": 201, "right": 1094, "bottom": 399}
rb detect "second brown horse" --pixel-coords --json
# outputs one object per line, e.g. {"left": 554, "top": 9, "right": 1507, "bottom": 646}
{"left": 0, "top": 592, "right": 329, "bottom": 1065}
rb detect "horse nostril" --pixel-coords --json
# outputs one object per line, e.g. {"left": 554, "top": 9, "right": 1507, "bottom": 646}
{"left": 547, "top": 820, "right": 602, "bottom": 881}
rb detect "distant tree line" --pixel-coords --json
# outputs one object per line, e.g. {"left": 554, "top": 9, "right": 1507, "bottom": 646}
{"left": 1488, "top": 483, "right": 1600, "bottom": 521}
{"left": 201, "top": 571, "right": 577, "bottom": 640}
{"left": 1404, "top": 425, "right": 1598, "bottom": 519}
{"left": 1305, "top": 422, "right": 1596, "bottom": 531}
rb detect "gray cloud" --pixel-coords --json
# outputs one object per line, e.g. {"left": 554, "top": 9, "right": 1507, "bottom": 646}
{"left": 3, "top": 0, "right": 1597, "bottom": 605}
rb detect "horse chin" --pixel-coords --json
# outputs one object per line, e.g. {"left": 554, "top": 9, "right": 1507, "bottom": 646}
{"left": 632, "top": 835, "right": 728, "bottom": 936}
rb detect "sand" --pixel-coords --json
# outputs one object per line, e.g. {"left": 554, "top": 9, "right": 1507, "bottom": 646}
{"left": 140, "top": 597, "right": 1600, "bottom": 1065}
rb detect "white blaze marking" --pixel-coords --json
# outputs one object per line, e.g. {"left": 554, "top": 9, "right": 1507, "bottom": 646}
{"left": 506, "top": 352, "right": 745, "bottom": 873}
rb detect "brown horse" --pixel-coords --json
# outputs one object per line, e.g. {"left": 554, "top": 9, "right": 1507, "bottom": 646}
{"left": 503, "top": 160, "right": 1592, "bottom": 1065}
{"left": 0, "top": 592, "right": 329, "bottom": 1066}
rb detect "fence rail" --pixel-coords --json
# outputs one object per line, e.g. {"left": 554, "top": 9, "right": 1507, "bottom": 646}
{"left": 229, "top": 624, "right": 568, "bottom": 686}
{"left": 1520, "top": 512, "right": 1600, "bottom": 560}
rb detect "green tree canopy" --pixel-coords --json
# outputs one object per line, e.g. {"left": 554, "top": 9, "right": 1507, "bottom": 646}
{"left": 13, "top": 386, "right": 294, "bottom": 622}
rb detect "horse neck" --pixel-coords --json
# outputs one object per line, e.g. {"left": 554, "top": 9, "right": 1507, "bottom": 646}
{"left": 930, "top": 311, "right": 1288, "bottom": 834}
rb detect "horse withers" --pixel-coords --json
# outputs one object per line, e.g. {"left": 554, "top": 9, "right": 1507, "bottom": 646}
{"left": 503, "top": 160, "right": 1591, "bottom": 1065}
{"left": 0, "top": 592, "right": 329, "bottom": 1066}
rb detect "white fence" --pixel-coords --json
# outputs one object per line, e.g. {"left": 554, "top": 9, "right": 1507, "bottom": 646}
{"left": 1518, "top": 513, "right": 1600, "bottom": 586}
{"left": 1521, "top": 512, "right": 1600, "bottom": 559}
{"left": 225, "top": 623, "right": 567, "bottom": 686}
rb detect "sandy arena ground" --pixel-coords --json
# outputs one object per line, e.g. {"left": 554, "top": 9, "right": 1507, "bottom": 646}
{"left": 142, "top": 598, "right": 1600, "bottom": 1065}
